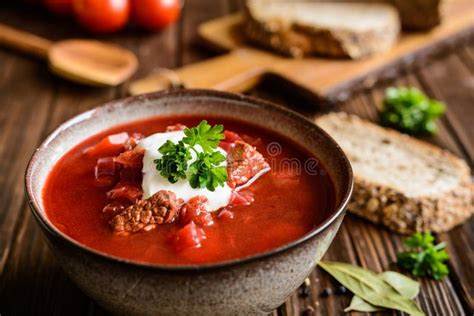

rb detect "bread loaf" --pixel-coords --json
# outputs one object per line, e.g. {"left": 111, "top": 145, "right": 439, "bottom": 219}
{"left": 315, "top": 0, "right": 443, "bottom": 30}
{"left": 244, "top": 0, "right": 401, "bottom": 59}
{"left": 316, "top": 112, "right": 473, "bottom": 234}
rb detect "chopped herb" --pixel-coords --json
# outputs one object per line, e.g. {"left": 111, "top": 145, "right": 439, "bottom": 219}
{"left": 397, "top": 232, "right": 450, "bottom": 280}
{"left": 154, "top": 121, "right": 228, "bottom": 191}
{"left": 182, "top": 120, "right": 225, "bottom": 153}
{"left": 189, "top": 151, "right": 227, "bottom": 191}
{"left": 380, "top": 87, "right": 445, "bottom": 135}
{"left": 155, "top": 140, "right": 191, "bottom": 184}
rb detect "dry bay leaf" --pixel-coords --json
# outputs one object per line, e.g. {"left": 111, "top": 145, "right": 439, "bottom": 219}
{"left": 344, "top": 295, "right": 383, "bottom": 312}
{"left": 344, "top": 271, "right": 421, "bottom": 313}
{"left": 319, "top": 261, "right": 425, "bottom": 316}
{"left": 380, "top": 271, "right": 420, "bottom": 299}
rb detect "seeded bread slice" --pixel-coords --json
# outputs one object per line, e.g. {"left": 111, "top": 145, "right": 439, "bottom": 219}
{"left": 313, "top": 0, "right": 443, "bottom": 30}
{"left": 389, "top": 0, "right": 443, "bottom": 30}
{"left": 316, "top": 112, "right": 473, "bottom": 234}
{"left": 244, "top": 0, "right": 401, "bottom": 59}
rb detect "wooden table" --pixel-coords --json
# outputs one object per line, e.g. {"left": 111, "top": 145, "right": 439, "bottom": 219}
{"left": 0, "top": 2, "right": 472, "bottom": 315}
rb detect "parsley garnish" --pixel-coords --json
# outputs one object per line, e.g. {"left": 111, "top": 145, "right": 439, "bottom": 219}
{"left": 182, "top": 121, "right": 225, "bottom": 153}
{"left": 154, "top": 121, "right": 228, "bottom": 191}
{"left": 155, "top": 140, "right": 191, "bottom": 184}
{"left": 189, "top": 151, "right": 227, "bottom": 191}
{"left": 380, "top": 87, "right": 445, "bottom": 135}
{"left": 397, "top": 232, "right": 449, "bottom": 280}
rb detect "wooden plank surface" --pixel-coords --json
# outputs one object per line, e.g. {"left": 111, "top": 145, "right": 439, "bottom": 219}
{"left": 196, "top": 0, "right": 474, "bottom": 104}
{"left": 0, "top": 1, "right": 473, "bottom": 315}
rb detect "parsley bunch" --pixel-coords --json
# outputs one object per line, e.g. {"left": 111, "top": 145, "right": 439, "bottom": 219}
{"left": 397, "top": 232, "right": 449, "bottom": 280}
{"left": 380, "top": 87, "right": 445, "bottom": 135}
{"left": 154, "top": 121, "right": 227, "bottom": 191}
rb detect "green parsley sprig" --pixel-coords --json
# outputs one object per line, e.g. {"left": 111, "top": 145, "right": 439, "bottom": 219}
{"left": 154, "top": 121, "right": 228, "bottom": 191}
{"left": 380, "top": 87, "right": 445, "bottom": 135}
{"left": 397, "top": 232, "right": 449, "bottom": 280}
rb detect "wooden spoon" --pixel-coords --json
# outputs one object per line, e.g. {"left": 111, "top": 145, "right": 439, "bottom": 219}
{"left": 0, "top": 23, "right": 138, "bottom": 86}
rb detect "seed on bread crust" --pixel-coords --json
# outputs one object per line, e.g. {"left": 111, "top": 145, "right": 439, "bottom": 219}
{"left": 317, "top": 112, "right": 473, "bottom": 234}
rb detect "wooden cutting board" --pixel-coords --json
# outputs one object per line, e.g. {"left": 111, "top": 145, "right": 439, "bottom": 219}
{"left": 129, "top": 0, "right": 474, "bottom": 104}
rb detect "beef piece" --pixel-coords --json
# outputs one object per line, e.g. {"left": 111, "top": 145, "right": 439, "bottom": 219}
{"left": 227, "top": 140, "right": 270, "bottom": 187}
{"left": 114, "top": 147, "right": 144, "bottom": 170}
{"left": 165, "top": 123, "right": 187, "bottom": 132}
{"left": 94, "top": 157, "right": 118, "bottom": 187}
{"left": 114, "top": 147, "right": 145, "bottom": 186}
{"left": 110, "top": 190, "right": 183, "bottom": 234}
{"left": 102, "top": 201, "right": 128, "bottom": 217}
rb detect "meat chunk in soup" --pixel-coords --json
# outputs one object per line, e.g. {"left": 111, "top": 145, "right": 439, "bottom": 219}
{"left": 227, "top": 140, "right": 270, "bottom": 187}
{"left": 110, "top": 190, "right": 183, "bottom": 235}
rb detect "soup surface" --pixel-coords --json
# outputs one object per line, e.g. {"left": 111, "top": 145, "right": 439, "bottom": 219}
{"left": 43, "top": 115, "right": 335, "bottom": 265}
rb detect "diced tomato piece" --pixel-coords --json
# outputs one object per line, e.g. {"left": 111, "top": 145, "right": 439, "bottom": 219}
{"left": 217, "top": 208, "right": 234, "bottom": 220}
{"left": 219, "top": 130, "right": 242, "bottom": 152}
{"left": 219, "top": 141, "right": 231, "bottom": 152}
{"left": 94, "top": 157, "right": 118, "bottom": 187}
{"left": 85, "top": 132, "right": 130, "bottom": 157}
{"left": 229, "top": 190, "right": 254, "bottom": 207}
{"left": 106, "top": 182, "right": 142, "bottom": 203}
{"left": 172, "top": 221, "right": 206, "bottom": 251}
{"left": 195, "top": 212, "right": 214, "bottom": 227}
{"left": 223, "top": 130, "right": 242, "bottom": 143}
{"left": 179, "top": 196, "right": 211, "bottom": 226}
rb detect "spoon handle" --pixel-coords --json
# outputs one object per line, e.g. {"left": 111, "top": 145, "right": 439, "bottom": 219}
{"left": 0, "top": 23, "right": 52, "bottom": 59}
{"left": 129, "top": 48, "right": 275, "bottom": 95}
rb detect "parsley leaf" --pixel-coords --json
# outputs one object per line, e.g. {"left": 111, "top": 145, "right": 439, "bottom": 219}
{"left": 189, "top": 151, "right": 227, "bottom": 191}
{"left": 380, "top": 87, "right": 445, "bottom": 135}
{"left": 183, "top": 120, "right": 225, "bottom": 153}
{"left": 397, "top": 232, "right": 449, "bottom": 280}
{"left": 154, "top": 121, "right": 228, "bottom": 191}
{"left": 154, "top": 140, "right": 191, "bottom": 184}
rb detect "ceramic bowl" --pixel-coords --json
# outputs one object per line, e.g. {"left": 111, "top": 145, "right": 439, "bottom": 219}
{"left": 25, "top": 89, "right": 353, "bottom": 315}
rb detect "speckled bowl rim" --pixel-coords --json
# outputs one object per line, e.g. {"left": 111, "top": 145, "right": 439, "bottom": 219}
{"left": 25, "top": 89, "right": 353, "bottom": 272}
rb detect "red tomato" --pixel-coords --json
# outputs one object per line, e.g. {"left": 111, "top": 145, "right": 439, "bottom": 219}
{"left": 84, "top": 132, "right": 130, "bottom": 157}
{"left": 73, "top": 0, "right": 130, "bottom": 33}
{"left": 106, "top": 181, "right": 142, "bottom": 203}
{"left": 223, "top": 130, "right": 242, "bottom": 143}
{"left": 172, "top": 221, "right": 206, "bottom": 251}
{"left": 229, "top": 190, "right": 254, "bottom": 207}
{"left": 44, "top": 0, "right": 74, "bottom": 15}
{"left": 132, "top": 0, "right": 181, "bottom": 31}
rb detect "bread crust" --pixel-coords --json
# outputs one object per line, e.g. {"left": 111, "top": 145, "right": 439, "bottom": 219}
{"left": 390, "top": 0, "right": 443, "bottom": 30}
{"left": 316, "top": 112, "right": 473, "bottom": 234}
{"left": 243, "top": 1, "right": 400, "bottom": 59}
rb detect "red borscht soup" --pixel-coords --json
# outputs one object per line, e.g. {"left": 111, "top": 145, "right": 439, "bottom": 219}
{"left": 43, "top": 116, "right": 335, "bottom": 265}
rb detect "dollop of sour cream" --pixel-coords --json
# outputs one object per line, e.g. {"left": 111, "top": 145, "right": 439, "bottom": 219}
{"left": 138, "top": 131, "right": 232, "bottom": 211}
